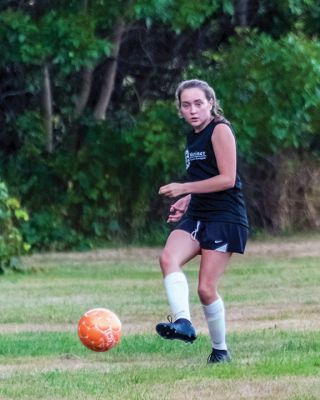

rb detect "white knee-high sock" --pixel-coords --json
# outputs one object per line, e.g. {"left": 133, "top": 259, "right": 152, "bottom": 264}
{"left": 164, "top": 272, "right": 191, "bottom": 321}
{"left": 202, "top": 298, "right": 227, "bottom": 350}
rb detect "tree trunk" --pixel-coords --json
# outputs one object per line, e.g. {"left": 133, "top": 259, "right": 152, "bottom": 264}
{"left": 93, "top": 18, "right": 125, "bottom": 121}
{"left": 74, "top": 67, "right": 94, "bottom": 117}
{"left": 234, "top": 0, "right": 249, "bottom": 27}
{"left": 42, "top": 63, "right": 53, "bottom": 153}
{"left": 72, "top": 0, "right": 93, "bottom": 118}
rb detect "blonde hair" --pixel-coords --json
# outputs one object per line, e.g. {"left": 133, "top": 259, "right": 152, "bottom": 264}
{"left": 175, "top": 79, "right": 223, "bottom": 117}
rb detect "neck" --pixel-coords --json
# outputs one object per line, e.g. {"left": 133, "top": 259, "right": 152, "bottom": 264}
{"left": 194, "top": 116, "right": 214, "bottom": 133}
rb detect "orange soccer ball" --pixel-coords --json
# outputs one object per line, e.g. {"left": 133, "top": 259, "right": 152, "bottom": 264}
{"left": 78, "top": 308, "right": 122, "bottom": 352}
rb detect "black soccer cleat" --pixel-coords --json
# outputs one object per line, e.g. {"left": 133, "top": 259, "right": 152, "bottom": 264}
{"left": 207, "top": 348, "right": 232, "bottom": 364}
{"left": 156, "top": 317, "right": 197, "bottom": 343}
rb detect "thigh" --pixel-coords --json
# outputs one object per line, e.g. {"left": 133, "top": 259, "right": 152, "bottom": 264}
{"left": 198, "top": 249, "right": 232, "bottom": 290}
{"left": 161, "top": 229, "right": 201, "bottom": 273}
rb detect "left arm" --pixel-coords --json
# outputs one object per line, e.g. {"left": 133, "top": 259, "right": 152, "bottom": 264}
{"left": 159, "top": 124, "right": 236, "bottom": 198}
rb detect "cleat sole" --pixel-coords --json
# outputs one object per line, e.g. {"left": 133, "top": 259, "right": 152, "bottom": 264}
{"left": 156, "top": 323, "right": 196, "bottom": 343}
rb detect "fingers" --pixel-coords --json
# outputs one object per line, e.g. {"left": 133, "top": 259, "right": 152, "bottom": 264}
{"left": 159, "top": 183, "right": 181, "bottom": 197}
{"left": 158, "top": 185, "right": 169, "bottom": 195}
{"left": 167, "top": 208, "right": 184, "bottom": 223}
{"left": 170, "top": 205, "right": 185, "bottom": 213}
{"left": 167, "top": 214, "right": 182, "bottom": 223}
{"left": 159, "top": 183, "right": 186, "bottom": 222}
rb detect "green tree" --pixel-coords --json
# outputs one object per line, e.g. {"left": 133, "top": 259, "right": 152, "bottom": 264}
{"left": 190, "top": 31, "right": 320, "bottom": 158}
{"left": 1, "top": 0, "right": 320, "bottom": 247}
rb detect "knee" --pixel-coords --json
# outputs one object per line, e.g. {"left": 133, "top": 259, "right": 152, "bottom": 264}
{"left": 198, "top": 283, "right": 216, "bottom": 305}
{"left": 159, "top": 249, "right": 176, "bottom": 274}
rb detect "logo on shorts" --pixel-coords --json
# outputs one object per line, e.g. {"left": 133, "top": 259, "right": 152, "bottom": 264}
{"left": 215, "top": 242, "right": 228, "bottom": 253}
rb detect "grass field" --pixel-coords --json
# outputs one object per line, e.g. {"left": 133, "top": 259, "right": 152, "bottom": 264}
{"left": 0, "top": 236, "right": 320, "bottom": 399}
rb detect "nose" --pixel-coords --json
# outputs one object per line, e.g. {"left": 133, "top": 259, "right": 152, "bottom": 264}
{"left": 190, "top": 104, "right": 197, "bottom": 114}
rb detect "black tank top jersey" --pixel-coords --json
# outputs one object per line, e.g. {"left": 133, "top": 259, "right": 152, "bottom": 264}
{"left": 185, "top": 118, "right": 249, "bottom": 228}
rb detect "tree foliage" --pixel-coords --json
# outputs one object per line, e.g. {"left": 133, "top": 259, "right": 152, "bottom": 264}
{"left": 0, "top": 0, "right": 319, "bottom": 250}
{"left": 0, "top": 180, "right": 30, "bottom": 273}
{"left": 192, "top": 31, "right": 320, "bottom": 158}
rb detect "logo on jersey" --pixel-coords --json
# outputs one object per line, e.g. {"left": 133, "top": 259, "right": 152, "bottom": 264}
{"left": 185, "top": 150, "right": 190, "bottom": 169}
{"left": 185, "top": 149, "right": 207, "bottom": 169}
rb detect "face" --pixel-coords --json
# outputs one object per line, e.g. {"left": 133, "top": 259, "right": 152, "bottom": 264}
{"left": 179, "top": 88, "right": 213, "bottom": 132}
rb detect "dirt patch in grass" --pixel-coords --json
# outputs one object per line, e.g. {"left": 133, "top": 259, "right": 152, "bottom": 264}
{"left": 0, "top": 355, "right": 111, "bottom": 378}
{"left": 1, "top": 301, "right": 319, "bottom": 335}
{"left": 22, "top": 248, "right": 162, "bottom": 266}
{"left": 158, "top": 376, "right": 320, "bottom": 400}
{"left": 22, "top": 236, "right": 320, "bottom": 266}
{"left": 226, "top": 303, "right": 320, "bottom": 333}
{"left": 0, "top": 323, "right": 75, "bottom": 334}
{"left": 190, "top": 302, "right": 320, "bottom": 335}
{"left": 246, "top": 237, "right": 320, "bottom": 258}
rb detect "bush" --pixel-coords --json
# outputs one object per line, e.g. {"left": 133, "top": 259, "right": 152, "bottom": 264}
{"left": 0, "top": 180, "right": 30, "bottom": 273}
{"left": 1, "top": 104, "right": 186, "bottom": 250}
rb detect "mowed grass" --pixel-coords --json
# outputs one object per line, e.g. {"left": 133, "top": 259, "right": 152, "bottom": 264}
{"left": 0, "top": 238, "right": 320, "bottom": 399}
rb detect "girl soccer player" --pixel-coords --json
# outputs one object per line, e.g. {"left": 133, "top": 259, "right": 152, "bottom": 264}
{"left": 156, "top": 79, "right": 249, "bottom": 363}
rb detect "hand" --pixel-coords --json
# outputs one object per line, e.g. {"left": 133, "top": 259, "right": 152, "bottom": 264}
{"left": 158, "top": 183, "right": 186, "bottom": 198}
{"left": 166, "top": 195, "right": 191, "bottom": 223}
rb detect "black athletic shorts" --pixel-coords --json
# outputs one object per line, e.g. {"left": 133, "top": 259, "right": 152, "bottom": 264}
{"left": 175, "top": 216, "right": 248, "bottom": 254}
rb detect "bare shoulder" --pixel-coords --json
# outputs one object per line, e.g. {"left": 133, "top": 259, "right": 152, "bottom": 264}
{"left": 212, "top": 122, "right": 234, "bottom": 144}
